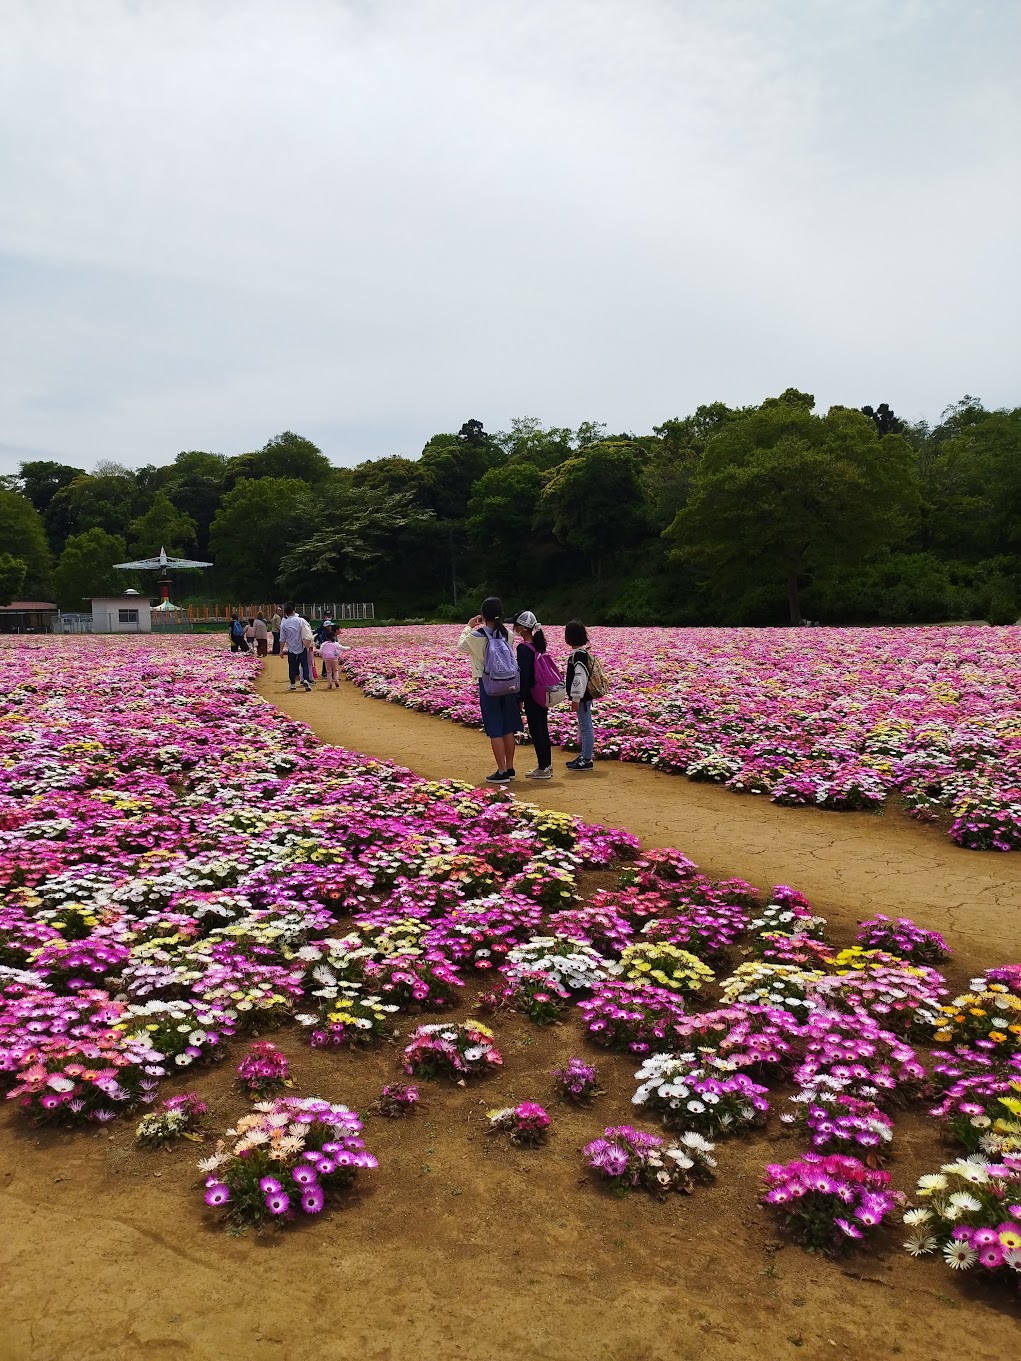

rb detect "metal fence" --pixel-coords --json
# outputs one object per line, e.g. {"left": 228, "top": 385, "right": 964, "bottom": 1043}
{"left": 181, "top": 603, "right": 374, "bottom": 623}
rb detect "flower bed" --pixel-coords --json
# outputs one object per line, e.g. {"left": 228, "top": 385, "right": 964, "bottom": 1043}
{"left": 338, "top": 623, "right": 1021, "bottom": 850}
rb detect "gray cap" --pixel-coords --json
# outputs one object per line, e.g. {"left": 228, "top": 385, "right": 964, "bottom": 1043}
{"left": 512, "top": 610, "right": 540, "bottom": 630}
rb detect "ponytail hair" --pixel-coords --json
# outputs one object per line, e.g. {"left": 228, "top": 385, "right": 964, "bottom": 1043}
{"left": 532, "top": 627, "right": 547, "bottom": 654}
{"left": 480, "top": 595, "right": 508, "bottom": 640}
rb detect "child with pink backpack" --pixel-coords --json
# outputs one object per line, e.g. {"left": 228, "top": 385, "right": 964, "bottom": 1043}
{"left": 511, "top": 610, "right": 565, "bottom": 780}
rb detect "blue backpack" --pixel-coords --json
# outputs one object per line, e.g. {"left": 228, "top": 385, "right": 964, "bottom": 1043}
{"left": 479, "top": 627, "right": 520, "bottom": 696}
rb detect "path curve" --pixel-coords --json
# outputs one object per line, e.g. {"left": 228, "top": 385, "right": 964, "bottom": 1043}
{"left": 256, "top": 657, "right": 1021, "bottom": 971}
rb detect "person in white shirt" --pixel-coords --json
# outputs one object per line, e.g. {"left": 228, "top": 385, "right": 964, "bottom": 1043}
{"left": 457, "top": 595, "right": 522, "bottom": 784}
{"left": 278, "top": 603, "right": 313, "bottom": 691}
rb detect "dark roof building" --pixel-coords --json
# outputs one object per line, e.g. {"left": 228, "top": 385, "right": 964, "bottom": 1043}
{"left": 0, "top": 601, "right": 59, "bottom": 634}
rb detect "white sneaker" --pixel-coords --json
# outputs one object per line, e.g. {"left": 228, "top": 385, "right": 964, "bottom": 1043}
{"left": 302, "top": 680, "right": 312, "bottom": 691}
{"left": 288, "top": 683, "right": 296, "bottom": 691}
{"left": 526, "top": 766, "right": 553, "bottom": 780}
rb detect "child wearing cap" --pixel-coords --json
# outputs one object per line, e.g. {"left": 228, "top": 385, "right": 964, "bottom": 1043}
{"left": 512, "top": 610, "right": 553, "bottom": 779}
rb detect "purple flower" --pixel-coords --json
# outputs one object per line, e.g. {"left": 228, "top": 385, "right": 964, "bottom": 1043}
{"left": 265, "top": 1192, "right": 290, "bottom": 1216}
{"left": 301, "top": 1186, "right": 325, "bottom": 1214}
{"left": 259, "top": 1177, "right": 281, "bottom": 1194}
{"left": 204, "top": 1183, "right": 230, "bottom": 1207}
{"left": 292, "top": 1164, "right": 318, "bottom": 1187}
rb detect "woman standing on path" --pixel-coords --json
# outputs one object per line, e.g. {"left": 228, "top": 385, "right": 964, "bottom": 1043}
{"left": 457, "top": 596, "right": 522, "bottom": 784}
{"left": 512, "top": 610, "right": 553, "bottom": 780}
{"left": 270, "top": 608, "right": 282, "bottom": 655}
{"left": 565, "top": 619, "right": 595, "bottom": 771}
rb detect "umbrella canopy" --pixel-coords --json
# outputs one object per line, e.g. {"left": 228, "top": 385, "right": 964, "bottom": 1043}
{"left": 113, "top": 545, "right": 212, "bottom": 571}
{"left": 153, "top": 599, "right": 181, "bottom": 612}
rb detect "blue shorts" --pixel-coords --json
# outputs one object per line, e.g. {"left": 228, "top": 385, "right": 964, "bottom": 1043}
{"left": 478, "top": 681, "right": 523, "bottom": 739}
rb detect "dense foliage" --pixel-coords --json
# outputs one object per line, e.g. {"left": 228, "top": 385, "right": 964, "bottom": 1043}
{"left": 2, "top": 393, "right": 1020, "bottom": 623}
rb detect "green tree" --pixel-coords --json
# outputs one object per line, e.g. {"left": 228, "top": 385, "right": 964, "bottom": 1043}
{"left": 46, "top": 472, "right": 139, "bottom": 547}
{"left": 277, "top": 486, "right": 433, "bottom": 591}
{"left": 0, "top": 554, "right": 27, "bottom": 605}
{"left": 668, "top": 394, "right": 919, "bottom": 623}
{"left": 418, "top": 431, "right": 503, "bottom": 518}
{"left": 0, "top": 490, "right": 53, "bottom": 596}
{"left": 16, "top": 461, "right": 86, "bottom": 517}
{"left": 208, "top": 477, "right": 309, "bottom": 597}
{"left": 127, "top": 491, "right": 198, "bottom": 557}
{"left": 465, "top": 462, "right": 547, "bottom": 581}
{"left": 538, "top": 442, "right": 647, "bottom": 578}
{"left": 51, "top": 529, "right": 128, "bottom": 611}
{"left": 226, "top": 432, "right": 333, "bottom": 487}
{"left": 350, "top": 455, "right": 423, "bottom": 500}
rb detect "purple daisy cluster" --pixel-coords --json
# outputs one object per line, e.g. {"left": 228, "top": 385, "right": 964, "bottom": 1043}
{"left": 375, "top": 1081, "right": 420, "bottom": 1118}
{"left": 135, "top": 1091, "right": 208, "bottom": 1148}
{"left": 760, "top": 1152, "right": 903, "bottom": 1252}
{"left": 338, "top": 624, "right": 1021, "bottom": 850}
{"left": 855, "top": 914, "right": 951, "bottom": 966}
{"left": 487, "top": 1101, "right": 551, "bottom": 1146}
{"left": 402, "top": 1019, "right": 503, "bottom": 1080}
{"left": 551, "top": 1057, "right": 602, "bottom": 1105}
{"left": 200, "top": 1096, "right": 377, "bottom": 1227}
{"left": 583, "top": 1124, "right": 717, "bottom": 1197}
{"left": 235, "top": 1041, "right": 292, "bottom": 1097}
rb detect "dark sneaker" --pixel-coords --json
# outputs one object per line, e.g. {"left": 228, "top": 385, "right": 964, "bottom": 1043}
{"left": 568, "top": 759, "right": 593, "bottom": 771}
{"left": 564, "top": 758, "right": 583, "bottom": 770}
{"left": 508, "top": 768, "right": 516, "bottom": 778}
{"left": 485, "top": 770, "right": 512, "bottom": 784}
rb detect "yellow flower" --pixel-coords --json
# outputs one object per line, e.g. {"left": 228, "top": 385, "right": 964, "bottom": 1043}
{"left": 989, "top": 1032, "right": 1007, "bottom": 1043}
{"left": 999, "top": 1229, "right": 1021, "bottom": 1250}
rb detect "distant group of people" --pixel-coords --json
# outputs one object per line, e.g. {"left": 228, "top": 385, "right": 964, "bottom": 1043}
{"left": 229, "top": 605, "right": 348, "bottom": 690}
{"left": 458, "top": 596, "right": 602, "bottom": 783}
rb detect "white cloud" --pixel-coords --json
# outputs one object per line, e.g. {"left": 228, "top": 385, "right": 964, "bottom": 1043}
{"left": 0, "top": 0, "right": 1017, "bottom": 472}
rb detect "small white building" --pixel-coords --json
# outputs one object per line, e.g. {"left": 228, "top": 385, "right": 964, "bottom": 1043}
{"left": 88, "top": 590, "right": 152, "bottom": 634}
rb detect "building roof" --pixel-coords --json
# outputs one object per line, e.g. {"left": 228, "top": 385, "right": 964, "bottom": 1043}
{"left": 0, "top": 601, "right": 58, "bottom": 612}
{"left": 85, "top": 595, "right": 153, "bottom": 602}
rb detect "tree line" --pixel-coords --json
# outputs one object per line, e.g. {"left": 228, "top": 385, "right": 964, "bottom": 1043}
{"left": 1, "top": 391, "right": 1019, "bottom": 625}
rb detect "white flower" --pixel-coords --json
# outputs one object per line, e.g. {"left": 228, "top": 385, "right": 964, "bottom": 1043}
{"left": 947, "top": 1192, "right": 982, "bottom": 1213}
{"left": 917, "top": 1173, "right": 948, "bottom": 1193}
{"left": 904, "top": 1234, "right": 938, "bottom": 1257}
{"left": 463, "top": 1046, "right": 486, "bottom": 1062}
{"left": 902, "top": 1207, "right": 932, "bottom": 1227}
{"left": 943, "top": 1241, "right": 977, "bottom": 1270}
{"left": 686, "top": 1100, "right": 705, "bottom": 1113}
{"left": 196, "top": 1152, "right": 228, "bottom": 1173}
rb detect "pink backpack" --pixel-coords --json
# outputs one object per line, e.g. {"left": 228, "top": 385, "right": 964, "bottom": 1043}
{"left": 531, "top": 649, "right": 566, "bottom": 708}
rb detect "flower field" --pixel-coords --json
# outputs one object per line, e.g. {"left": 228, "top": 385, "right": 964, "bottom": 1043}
{"left": 340, "top": 624, "right": 1021, "bottom": 850}
{"left": 2, "top": 634, "right": 1020, "bottom": 1354}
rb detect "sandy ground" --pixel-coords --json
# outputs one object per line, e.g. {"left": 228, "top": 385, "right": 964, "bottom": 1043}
{"left": 2, "top": 657, "right": 1019, "bottom": 1361}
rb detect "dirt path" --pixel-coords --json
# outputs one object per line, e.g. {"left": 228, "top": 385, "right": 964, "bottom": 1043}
{"left": 256, "top": 658, "right": 1021, "bottom": 973}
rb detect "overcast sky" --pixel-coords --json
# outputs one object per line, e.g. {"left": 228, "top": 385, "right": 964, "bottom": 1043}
{"left": 1, "top": 0, "right": 1018, "bottom": 476}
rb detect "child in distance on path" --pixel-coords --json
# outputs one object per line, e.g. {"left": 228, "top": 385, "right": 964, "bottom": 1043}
{"left": 318, "top": 630, "right": 350, "bottom": 689}
{"left": 457, "top": 596, "right": 522, "bottom": 784}
{"left": 565, "top": 618, "right": 595, "bottom": 771}
{"left": 512, "top": 610, "right": 553, "bottom": 780}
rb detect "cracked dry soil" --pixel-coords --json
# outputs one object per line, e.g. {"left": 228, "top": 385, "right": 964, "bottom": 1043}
{"left": 1, "top": 659, "right": 1018, "bottom": 1361}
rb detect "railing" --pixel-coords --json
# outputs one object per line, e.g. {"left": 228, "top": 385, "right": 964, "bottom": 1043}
{"left": 151, "top": 601, "right": 375, "bottom": 626}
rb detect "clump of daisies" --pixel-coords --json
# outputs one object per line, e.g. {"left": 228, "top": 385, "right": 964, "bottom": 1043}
{"left": 583, "top": 1124, "right": 716, "bottom": 1198}
{"left": 135, "top": 1093, "right": 208, "bottom": 1149}
{"left": 615, "top": 942, "right": 714, "bottom": 997}
{"left": 551, "top": 1057, "right": 603, "bottom": 1106}
{"left": 631, "top": 1052, "right": 769, "bottom": 1138}
{"left": 487, "top": 1101, "right": 551, "bottom": 1147}
{"left": 901, "top": 1154, "right": 1021, "bottom": 1284}
{"left": 198, "top": 1095, "right": 377, "bottom": 1229}
{"left": 372, "top": 1081, "right": 421, "bottom": 1118}
{"left": 760, "top": 1152, "right": 903, "bottom": 1254}
{"left": 235, "top": 1040, "right": 293, "bottom": 1098}
{"left": 402, "top": 1019, "right": 503, "bottom": 1081}
{"left": 855, "top": 914, "right": 950, "bottom": 966}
